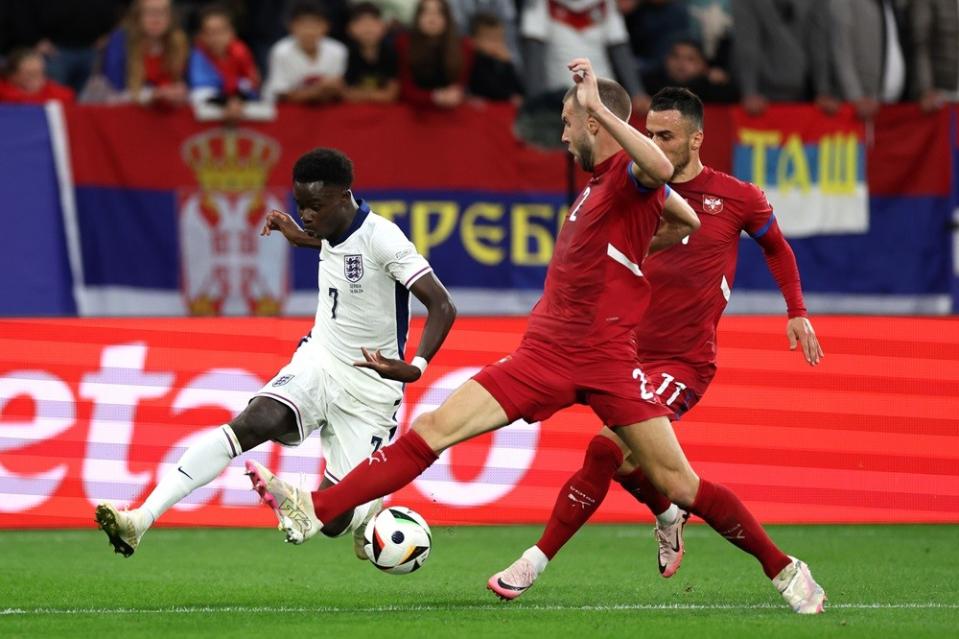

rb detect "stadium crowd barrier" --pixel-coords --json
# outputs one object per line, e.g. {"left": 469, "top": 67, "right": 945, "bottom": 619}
{"left": 1, "top": 316, "right": 957, "bottom": 528}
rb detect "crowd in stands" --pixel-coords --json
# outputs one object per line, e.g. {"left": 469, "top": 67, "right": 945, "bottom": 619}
{"left": 0, "top": 0, "right": 957, "bottom": 121}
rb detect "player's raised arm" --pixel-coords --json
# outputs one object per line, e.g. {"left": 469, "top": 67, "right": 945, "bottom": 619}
{"left": 568, "top": 57, "right": 673, "bottom": 188}
{"left": 648, "top": 188, "right": 700, "bottom": 254}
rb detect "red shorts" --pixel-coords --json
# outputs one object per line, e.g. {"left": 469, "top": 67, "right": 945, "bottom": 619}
{"left": 473, "top": 337, "right": 672, "bottom": 426}
{"left": 639, "top": 360, "right": 714, "bottom": 421}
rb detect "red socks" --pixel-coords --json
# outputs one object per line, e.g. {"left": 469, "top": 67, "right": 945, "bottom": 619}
{"left": 688, "top": 478, "right": 791, "bottom": 578}
{"left": 535, "top": 435, "right": 624, "bottom": 559}
{"left": 616, "top": 466, "right": 673, "bottom": 516}
{"left": 311, "top": 430, "right": 438, "bottom": 524}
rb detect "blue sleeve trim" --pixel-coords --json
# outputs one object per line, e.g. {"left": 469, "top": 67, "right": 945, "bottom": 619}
{"left": 749, "top": 213, "right": 776, "bottom": 239}
{"left": 627, "top": 161, "right": 652, "bottom": 192}
{"left": 663, "top": 184, "right": 671, "bottom": 200}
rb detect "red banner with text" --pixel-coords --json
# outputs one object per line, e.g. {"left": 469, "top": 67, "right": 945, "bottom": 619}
{"left": 1, "top": 316, "right": 957, "bottom": 528}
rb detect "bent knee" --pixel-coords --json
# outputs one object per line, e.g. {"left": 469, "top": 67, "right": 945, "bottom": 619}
{"left": 651, "top": 469, "right": 699, "bottom": 508}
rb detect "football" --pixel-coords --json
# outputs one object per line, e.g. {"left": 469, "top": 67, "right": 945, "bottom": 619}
{"left": 363, "top": 506, "right": 432, "bottom": 574}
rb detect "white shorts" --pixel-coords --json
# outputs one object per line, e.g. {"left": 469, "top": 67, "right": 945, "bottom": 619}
{"left": 254, "top": 342, "right": 398, "bottom": 487}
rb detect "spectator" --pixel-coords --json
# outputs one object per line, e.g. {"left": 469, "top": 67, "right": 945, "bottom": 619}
{"left": 641, "top": 38, "right": 736, "bottom": 103}
{"left": 730, "top": 0, "right": 829, "bottom": 115}
{"left": 619, "top": 0, "right": 691, "bottom": 74}
{"left": 448, "top": 0, "right": 521, "bottom": 68}
{"left": 396, "top": 0, "right": 473, "bottom": 109}
{"left": 468, "top": 12, "right": 522, "bottom": 103}
{"left": 0, "top": 48, "right": 75, "bottom": 104}
{"left": 263, "top": 1, "right": 347, "bottom": 104}
{"left": 910, "top": 0, "right": 959, "bottom": 111}
{"left": 521, "top": 0, "right": 650, "bottom": 114}
{"left": 188, "top": 5, "right": 260, "bottom": 120}
{"left": 805, "top": 0, "right": 841, "bottom": 114}
{"left": 685, "top": 0, "right": 733, "bottom": 72}
{"left": 343, "top": 2, "right": 399, "bottom": 103}
{"left": 102, "top": 0, "right": 190, "bottom": 106}
{"left": 830, "top": 0, "right": 911, "bottom": 120}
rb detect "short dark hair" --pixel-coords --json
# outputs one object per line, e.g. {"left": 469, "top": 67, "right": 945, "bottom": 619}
{"left": 649, "top": 87, "right": 704, "bottom": 130}
{"left": 563, "top": 77, "right": 632, "bottom": 121}
{"left": 4, "top": 48, "right": 41, "bottom": 77}
{"left": 349, "top": 1, "right": 382, "bottom": 22}
{"left": 198, "top": 4, "right": 234, "bottom": 29}
{"left": 289, "top": 0, "right": 327, "bottom": 22}
{"left": 670, "top": 38, "right": 706, "bottom": 60}
{"left": 469, "top": 11, "right": 502, "bottom": 36}
{"left": 293, "top": 148, "right": 354, "bottom": 187}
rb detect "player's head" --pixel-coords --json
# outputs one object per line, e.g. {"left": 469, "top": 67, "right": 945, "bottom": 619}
{"left": 561, "top": 78, "right": 631, "bottom": 172}
{"left": 292, "top": 148, "right": 355, "bottom": 240}
{"left": 646, "top": 87, "right": 704, "bottom": 179}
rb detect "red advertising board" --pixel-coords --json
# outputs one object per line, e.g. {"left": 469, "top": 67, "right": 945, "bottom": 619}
{"left": 1, "top": 316, "right": 957, "bottom": 528}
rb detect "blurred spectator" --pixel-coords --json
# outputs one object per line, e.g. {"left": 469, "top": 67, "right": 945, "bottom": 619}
{"left": 731, "top": 0, "right": 828, "bottom": 115}
{"left": 830, "top": 0, "right": 910, "bottom": 120}
{"left": 804, "top": 0, "right": 841, "bottom": 115}
{"left": 448, "top": 0, "right": 521, "bottom": 68}
{"left": 366, "top": 0, "right": 420, "bottom": 27}
{"left": 641, "top": 39, "right": 736, "bottom": 103}
{"left": 396, "top": 0, "right": 473, "bottom": 109}
{"left": 263, "top": 1, "right": 347, "bottom": 104}
{"left": 188, "top": 4, "right": 260, "bottom": 120}
{"left": 468, "top": 12, "right": 523, "bottom": 103}
{"left": 0, "top": 48, "right": 75, "bottom": 104}
{"left": 102, "top": 0, "right": 190, "bottom": 105}
{"left": 685, "top": 0, "right": 732, "bottom": 72}
{"left": 910, "top": 0, "right": 959, "bottom": 111}
{"left": 521, "top": 0, "right": 649, "bottom": 114}
{"left": 236, "top": 0, "right": 296, "bottom": 73}
{"left": 618, "top": 0, "right": 691, "bottom": 74}
{"left": 343, "top": 2, "right": 400, "bottom": 103}
{"left": 19, "top": 2, "right": 128, "bottom": 95}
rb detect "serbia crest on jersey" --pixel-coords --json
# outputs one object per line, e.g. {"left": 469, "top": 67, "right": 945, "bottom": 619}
{"left": 308, "top": 200, "right": 432, "bottom": 405}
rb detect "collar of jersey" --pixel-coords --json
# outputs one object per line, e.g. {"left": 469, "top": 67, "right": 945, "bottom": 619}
{"left": 591, "top": 150, "right": 623, "bottom": 179}
{"left": 328, "top": 199, "right": 371, "bottom": 247}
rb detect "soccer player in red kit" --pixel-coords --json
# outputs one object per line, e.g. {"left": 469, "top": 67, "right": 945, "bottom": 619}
{"left": 245, "top": 60, "right": 814, "bottom": 611}
{"left": 489, "top": 87, "right": 826, "bottom": 614}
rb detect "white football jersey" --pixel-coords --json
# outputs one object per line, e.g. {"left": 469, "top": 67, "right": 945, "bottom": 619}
{"left": 305, "top": 200, "right": 432, "bottom": 406}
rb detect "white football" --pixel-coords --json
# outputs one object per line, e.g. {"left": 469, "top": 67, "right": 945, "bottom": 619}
{"left": 363, "top": 506, "right": 432, "bottom": 574}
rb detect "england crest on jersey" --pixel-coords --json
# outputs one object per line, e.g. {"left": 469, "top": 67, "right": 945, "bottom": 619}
{"left": 345, "top": 254, "right": 364, "bottom": 282}
{"left": 703, "top": 195, "right": 724, "bottom": 215}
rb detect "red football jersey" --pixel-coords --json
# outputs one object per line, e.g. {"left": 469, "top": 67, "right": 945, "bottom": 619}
{"left": 636, "top": 165, "right": 773, "bottom": 371}
{"left": 527, "top": 150, "right": 667, "bottom": 348}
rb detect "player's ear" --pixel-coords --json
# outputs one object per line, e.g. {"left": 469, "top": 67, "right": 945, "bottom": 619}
{"left": 586, "top": 115, "right": 601, "bottom": 136}
{"left": 690, "top": 130, "right": 704, "bottom": 152}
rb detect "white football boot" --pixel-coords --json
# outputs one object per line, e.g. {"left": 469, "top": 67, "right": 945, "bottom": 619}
{"left": 246, "top": 460, "right": 321, "bottom": 544}
{"left": 487, "top": 557, "right": 539, "bottom": 601}
{"left": 655, "top": 508, "right": 690, "bottom": 578}
{"left": 772, "top": 556, "right": 827, "bottom": 614}
{"left": 352, "top": 498, "right": 383, "bottom": 560}
{"left": 94, "top": 503, "right": 144, "bottom": 558}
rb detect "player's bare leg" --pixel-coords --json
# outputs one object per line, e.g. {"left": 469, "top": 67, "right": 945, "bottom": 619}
{"left": 251, "top": 380, "right": 510, "bottom": 544}
{"left": 615, "top": 417, "right": 826, "bottom": 614}
{"left": 95, "top": 397, "right": 297, "bottom": 557}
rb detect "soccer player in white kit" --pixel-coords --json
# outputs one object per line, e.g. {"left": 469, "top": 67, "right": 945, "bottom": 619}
{"left": 95, "top": 148, "right": 457, "bottom": 559}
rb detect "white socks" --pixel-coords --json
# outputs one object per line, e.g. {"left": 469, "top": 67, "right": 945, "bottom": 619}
{"left": 656, "top": 504, "right": 681, "bottom": 526}
{"left": 525, "top": 545, "right": 550, "bottom": 575}
{"left": 136, "top": 425, "right": 241, "bottom": 535}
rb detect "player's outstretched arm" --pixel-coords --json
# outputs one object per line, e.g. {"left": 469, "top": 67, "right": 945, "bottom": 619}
{"left": 260, "top": 210, "right": 324, "bottom": 249}
{"left": 567, "top": 58, "right": 672, "bottom": 188}
{"left": 648, "top": 189, "right": 700, "bottom": 254}
{"left": 354, "top": 273, "right": 457, "bottom": 383}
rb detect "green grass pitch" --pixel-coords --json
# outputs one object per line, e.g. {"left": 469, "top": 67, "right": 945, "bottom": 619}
{"left": 1, "top": 524, "right": 956, "bottom": 638}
